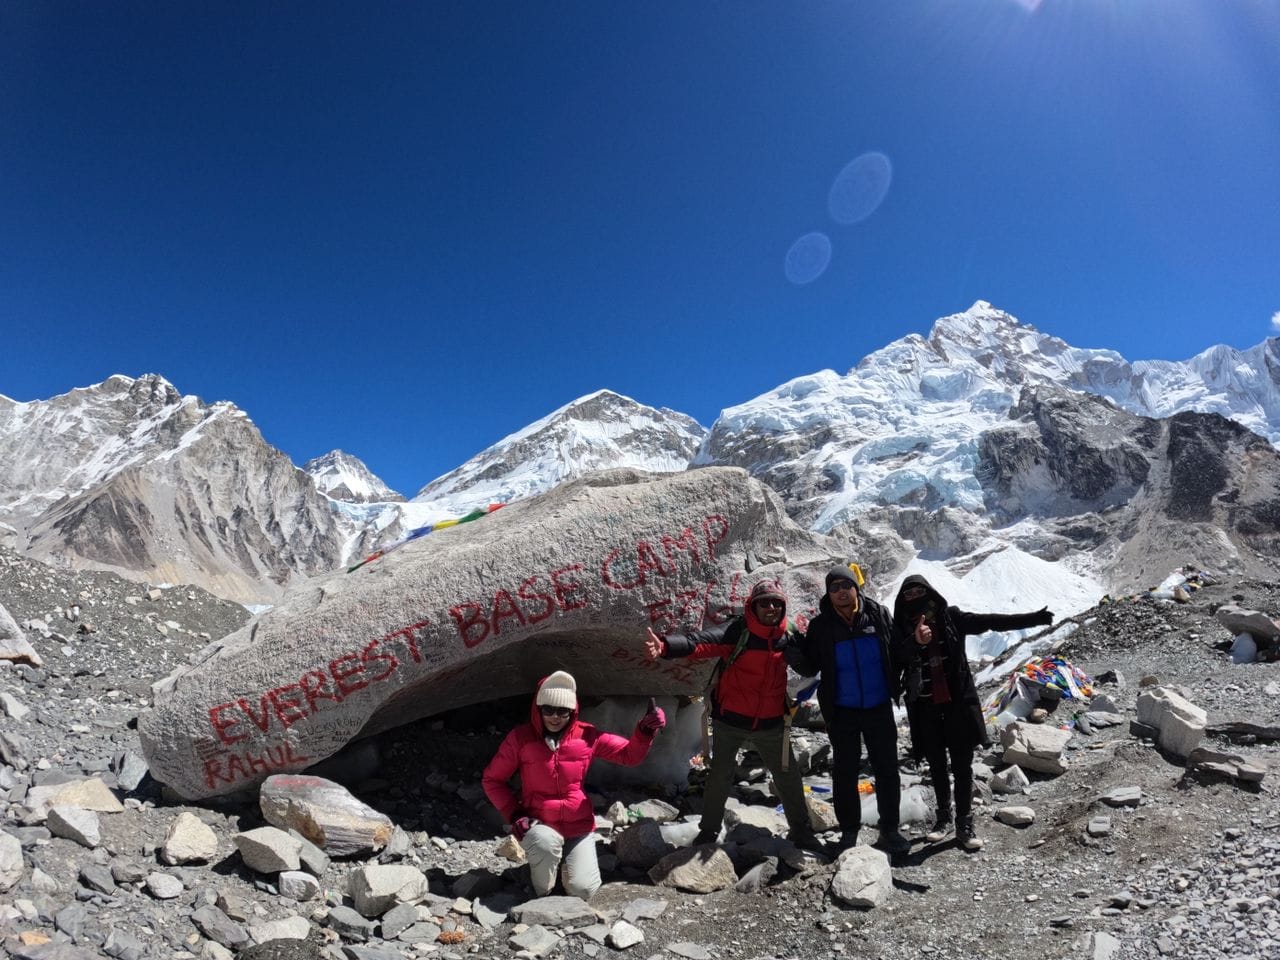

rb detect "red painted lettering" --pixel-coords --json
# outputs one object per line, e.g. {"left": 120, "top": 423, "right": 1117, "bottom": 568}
{"left": 550, "top": 564, "right": 587, "bottom": 609}
{"left": 600, "top": 547, "right": 637, "bottom": 590}
{"left": 236, "top": 694, "right": 273, "bottom": 734}
{"left": 517, "top": 575, "right": 555, "bottom": 624}
{"left": 490, "top": 589, "right": 527, "bottom": 636}
{"left": 361, "top": 636, "right": 398, "bottom": 684}
{"left": 660, "top": 526, "right": 702, "bottom": 566}
{"left": 647, "top": 597, "right": 674, "bottom": 633}
{"left": 635, "top": 540, "right": 670, "bottom": 582}
{"left": 209, "top": 702, "right": 249, "bottom": 746}
{"left": 329, "top": 652, "right": 368, "bottom": 697}
{"left": 300, "top": 669, "right": 342, "bottom": 714}
{"left": 267, "top": 684, "right": 307, "bottom": 729}
{"left": 451, "top": 602, "right": 491, "bottom": 648}
{"left": 702, "top": 514, "right": 730, "bottom": 561}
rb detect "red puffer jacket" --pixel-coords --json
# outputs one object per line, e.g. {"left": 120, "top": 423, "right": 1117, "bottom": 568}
{"left": 660, "top": 615, "right": 795, "bottom": 730}
{"left": 482, "top": 678, "right": 655, "bottom": 838}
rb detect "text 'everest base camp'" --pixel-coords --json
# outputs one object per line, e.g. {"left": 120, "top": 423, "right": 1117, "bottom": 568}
{"left": 138, "top": 467, "right": 837, "bottom": 800}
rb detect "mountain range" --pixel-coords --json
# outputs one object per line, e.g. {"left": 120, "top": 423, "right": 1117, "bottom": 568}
{"left": 2, "top": 302, "right": 1277, "bottom": 608}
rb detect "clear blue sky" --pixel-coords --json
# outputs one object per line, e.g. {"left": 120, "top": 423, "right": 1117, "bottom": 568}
{"left": 3, "top": 1, "right": 1278, "bottom": 497}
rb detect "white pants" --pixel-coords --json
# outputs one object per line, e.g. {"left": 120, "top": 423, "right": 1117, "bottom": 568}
{"left": 522, "top": 823, "right": 601, "bottom": 900}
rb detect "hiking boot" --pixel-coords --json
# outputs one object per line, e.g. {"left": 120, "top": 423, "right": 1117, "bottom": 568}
{"left": 787, "top": 828, "right": 825, "bottom": 853}
{"left": 692, "top": 828, "right": 720, "bottom": 847}
{"left": 925, "top": 812, "right": 953, "bottom": 843}
{"left": 875, "top": 828, "right": 911, "bottom": 856}
{"left": 958, "top": 816, "right": 984, "bottom": 851}
{"left": 831, "top": 830, "right": 858, "bottom": 853}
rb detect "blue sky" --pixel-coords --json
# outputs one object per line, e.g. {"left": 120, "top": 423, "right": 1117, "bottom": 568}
{"left": 3, "top": 1, "right": 1278, "bottom": 497}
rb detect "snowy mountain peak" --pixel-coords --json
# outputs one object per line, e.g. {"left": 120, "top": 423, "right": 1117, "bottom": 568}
{"left": 304, "top": 450, "right": 404, "bottom": 504}
{"left": 408, "top": 389, "right": 707, "bottom": 522}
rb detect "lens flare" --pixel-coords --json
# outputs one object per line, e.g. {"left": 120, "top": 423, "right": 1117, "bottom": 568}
{"left": 784, "top": 232, "right": 832, "bottom": 285}
{"left": 828, "top": 152, "right": 893, "bottom": 225}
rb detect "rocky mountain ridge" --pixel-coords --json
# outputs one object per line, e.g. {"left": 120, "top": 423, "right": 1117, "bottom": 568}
{"left": 3, "top": 304, "right": 1279, "bottom": 607}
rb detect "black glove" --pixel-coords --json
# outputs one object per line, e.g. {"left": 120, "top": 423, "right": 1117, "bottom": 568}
{"left": 1034, "top": 608, "right": 1054, "bottom": 626}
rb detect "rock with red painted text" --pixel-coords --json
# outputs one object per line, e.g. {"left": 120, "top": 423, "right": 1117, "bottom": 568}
{"left": 137, "top": 467, "right": 841, "bottom": 798}
{"left": 258, "top": 774, "right": 394, "bottom": 856}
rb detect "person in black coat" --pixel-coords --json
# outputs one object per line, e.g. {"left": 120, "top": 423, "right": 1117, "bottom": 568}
{"left": 891, "top": 574, "right": 1053, "bottom": 851}
{"left": 792, "top": 566, "right": 909, "bottom": 856}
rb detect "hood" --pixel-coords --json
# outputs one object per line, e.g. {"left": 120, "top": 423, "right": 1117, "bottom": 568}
{"left": 529, "top": 674, "right": 580, "bottom": 735}
{"left": 894, "top": 574, "right": 947, "bottom": 629}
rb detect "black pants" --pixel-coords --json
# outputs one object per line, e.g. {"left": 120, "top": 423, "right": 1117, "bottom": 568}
{"left": 827, "top": 701, "right": 900, "bottom": 835}
{"left": 913, "top": 700, "right": 976, "bottom": 821}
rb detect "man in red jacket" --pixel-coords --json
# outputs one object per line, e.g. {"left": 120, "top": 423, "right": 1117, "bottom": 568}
{"left": 645, "top": 578, "right": 820, "bottom": 851}
{"left": 483, "top": 671, "right": 665, "bottom": 899}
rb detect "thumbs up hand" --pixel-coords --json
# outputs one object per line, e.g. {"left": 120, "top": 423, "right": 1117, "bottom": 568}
{"left": 638, "top": 697, "right": 666, "bottom": 735}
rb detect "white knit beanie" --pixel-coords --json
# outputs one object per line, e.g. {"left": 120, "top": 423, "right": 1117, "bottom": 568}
{"left": 536, "top": 671, "right": 577, "bottom": 710}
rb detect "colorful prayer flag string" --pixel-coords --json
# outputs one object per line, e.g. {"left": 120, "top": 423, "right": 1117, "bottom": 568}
{"left": 346, "top": 503, "right": 506, "bottom": 573}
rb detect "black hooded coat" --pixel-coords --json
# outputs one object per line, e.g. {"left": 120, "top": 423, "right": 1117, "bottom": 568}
{"left": 891, "top": 574, "right": 1052, "bottom": 758}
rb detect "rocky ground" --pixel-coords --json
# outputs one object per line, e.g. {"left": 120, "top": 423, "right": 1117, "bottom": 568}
{"left": 2, "top": 545, "right": 1279, "bottom": 960}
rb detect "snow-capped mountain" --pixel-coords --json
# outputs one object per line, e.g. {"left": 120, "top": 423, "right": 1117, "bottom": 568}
{"left": 2, "top": 304, "right": 1277, "bottom": 618}
{"left": 694, "top": 301, "right": 1280, "bottom": 606}
{"left": 697, "top": 302, "right": 1280, "bottom": 530}
{"left": 408, "top": 389, "right": 707, "bottom": 523}
{"left": 304, "top": 450, "right": 404, "bottom": 504}
{"left": 0, "top": 375, "right": 348, "bottom": 605}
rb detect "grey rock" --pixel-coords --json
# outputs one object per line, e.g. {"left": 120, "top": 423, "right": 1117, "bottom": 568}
{"left": 326, "top": 904, "right": 377, "bottom": 942}
{"left": 509, "top": 894, "right": 597, "bottom": 927}
{"left": 830, "top": 845, "right": 893, "bottom": 908}
{"left": 234, "top": 825, "right": 302, "bottom": 873}
{"left": 47, "top": 805, "right": 101, "bottom": 848}
{"left": 509, "top": 924, "right": 560, "bottom": 956}
{"left": 606, "top": 919, "right": 645, "bottom": 949}
{"left": 145, "top": 871, "right": 185, "bottom": 899}
{"left": 191, "top": 904, "right": 250, "bottom": 949}
{"left": 379, "top": 901, "right": 418, "bottom": 939}
{"left": 78, "top": 862, "right": 116, "bottom": 894}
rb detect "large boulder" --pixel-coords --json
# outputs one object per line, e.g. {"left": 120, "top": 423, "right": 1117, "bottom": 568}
{"left": 1136, "top": 686, "right": 1206, "bottom": 759}
{"left": 138, "top": 468, "right": 840, "bottom": 798}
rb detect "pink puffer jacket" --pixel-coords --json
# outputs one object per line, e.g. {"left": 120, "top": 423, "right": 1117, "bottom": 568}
{"left": 482, "top": 676, "right": 655, "bottom": 838}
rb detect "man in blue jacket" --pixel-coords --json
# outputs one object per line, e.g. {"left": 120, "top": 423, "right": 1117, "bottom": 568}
{"left": 792, "top": 566, "right": 909, "bottom": 855}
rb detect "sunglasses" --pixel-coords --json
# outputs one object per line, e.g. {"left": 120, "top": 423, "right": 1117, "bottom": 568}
{"left": 754, "top": 599, "right": 784, "bottom": 610}
{"left": 828, "top": 581, "right": 855, "bottom": 594}
{"left": 539, "top": 705, "right": 572, "bottom": 718}
{"left": 900, "top": 585, "right": 928, "bottom": 601}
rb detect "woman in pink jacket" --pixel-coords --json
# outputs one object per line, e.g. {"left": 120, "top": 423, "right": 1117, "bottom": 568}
{"left": 482, "top": 671, "right": 665, "bottom": 899}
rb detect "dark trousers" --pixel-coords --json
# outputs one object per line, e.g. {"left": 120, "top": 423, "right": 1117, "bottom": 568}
{"left": 827, "top": 701, "right": 900, "bottom": 835}
{"left": 914, "top": 700, "right": 976, "bottom": 821}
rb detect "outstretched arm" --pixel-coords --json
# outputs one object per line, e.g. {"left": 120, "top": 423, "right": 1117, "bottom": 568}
{"left": 954, "top": 607, "right": 1053, "bottom": 635}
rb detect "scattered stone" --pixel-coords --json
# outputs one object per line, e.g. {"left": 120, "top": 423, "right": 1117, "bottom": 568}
{"left": 627, "top": 798, "right": 679, "bottom": 822}
{"left": 145, "top": 872, "right": 184, "bottom": 899}
{"left": 1101, "top": 786, "right": 1142, "bottom": 807}
{"left": 1000, "top": 722, "right": 1071, "bottom": 775}
{"left": 161, "top": 811, "right": 219, "bottom": 864}
{"left": 46, "top": 805, "right": 101, "bottom": 848}
{"left": 278, "top": 870, "right": 321, "bottom": 901}
{"left": 258, "top": 774, "right": 394, "bottom": 856}
{"left": 1087, "top": 816, "right": 1113, "bottom": 837}
{"left": 190, "top": 904, "right": 250, "bottom": 950}
{"left": 348, "top": 863, "right": 430, "bottom": 917}
{"left": 509, "top": 923, "right": 560, "bottom": 956}
{"left": 235, "top": 826, "right": 302, "bottom": 873}
{"left": 494, "top": 834, "right": 525, "bottom": 862}
{"left": 1136, "top": 686, "right": 1206, "bottom": 759}
{"left": 606, "top": 919, "right": 645, "bottom": 949}
{"left": 830, "top": 846, "right": 893, "bottom": 908}
{"left": 648, "top": 845, "right": 738, "bottom": 893}
{"left": 509, "top": 895, "right": 597, "bottom": 927}
{"left": 994, "top": 806, "right": 1036, "bottom": 827}
{"left": 991, "top": 765, "right": 1031, "bottom": 795}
